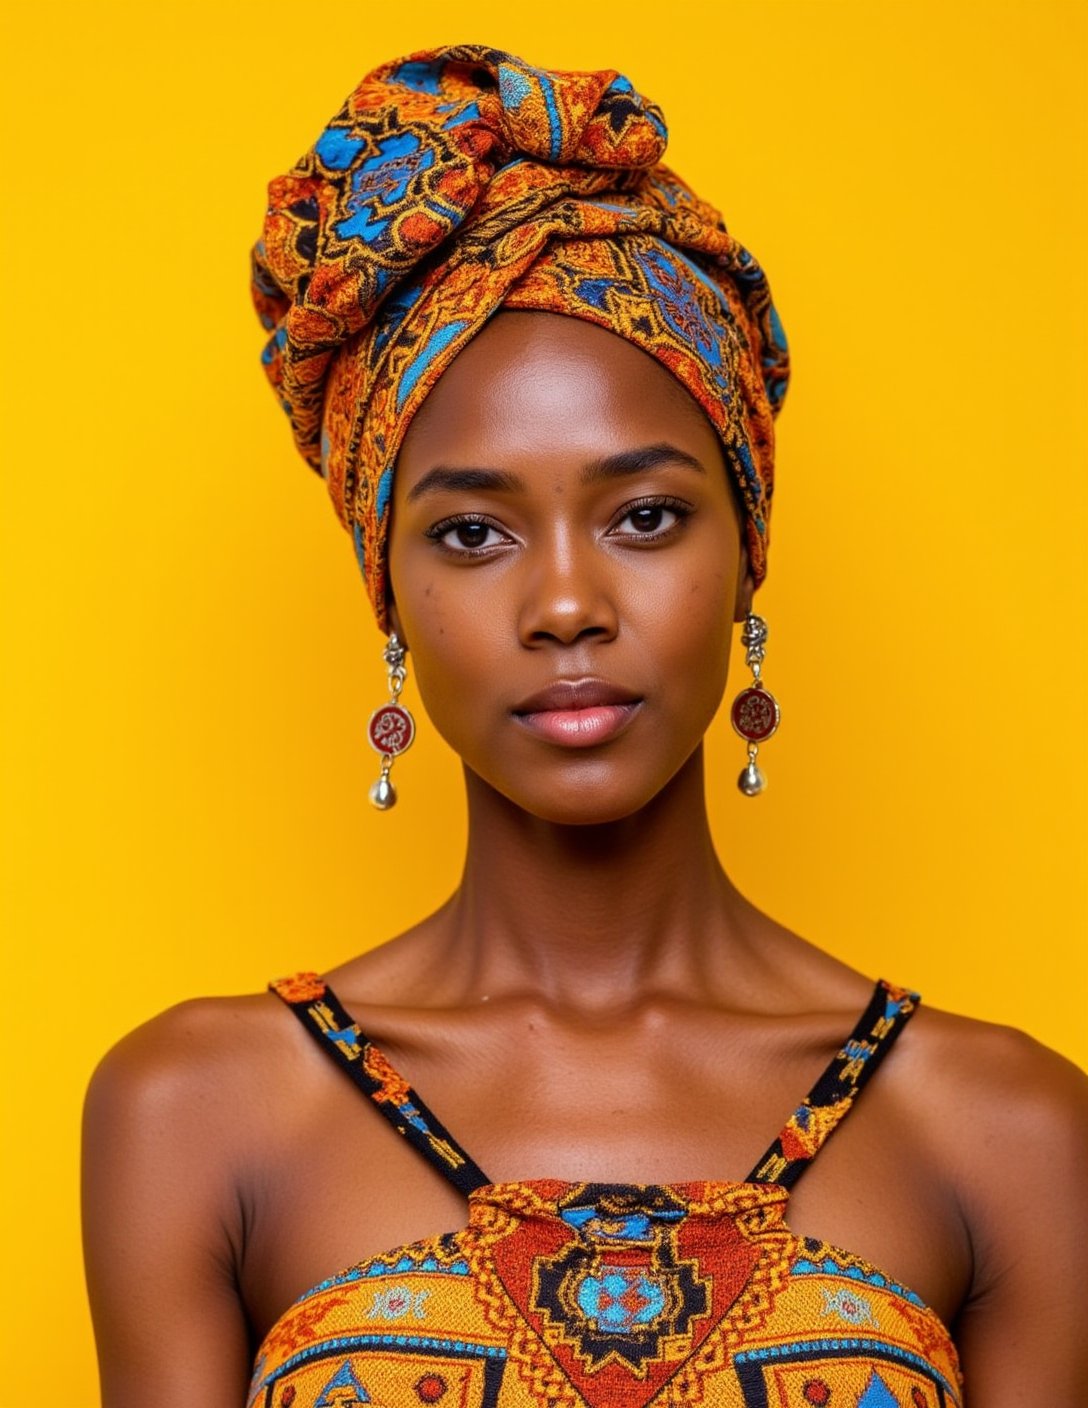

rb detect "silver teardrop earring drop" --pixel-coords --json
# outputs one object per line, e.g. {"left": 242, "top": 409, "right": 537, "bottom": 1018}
{"left": 730, "top": 611, "right": 780, "bottom": 796}
{"left": 367, "top": 633, "right": 415, "bottom": 810}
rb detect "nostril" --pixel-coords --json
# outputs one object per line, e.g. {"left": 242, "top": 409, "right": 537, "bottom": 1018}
{"left": 527, "top": 621, "right": 614, "bottom": 647}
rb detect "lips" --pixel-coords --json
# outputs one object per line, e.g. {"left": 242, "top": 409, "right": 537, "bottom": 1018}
{"left": 512, "top": 678, "right": 643, "bottom": 748}
{"left": 513, "top": 679, "right": 641, "bottom": 714}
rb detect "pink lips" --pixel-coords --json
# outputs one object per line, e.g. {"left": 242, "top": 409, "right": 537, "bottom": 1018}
{"left": 512, "top": 679, "right": 643, "bottom": 749}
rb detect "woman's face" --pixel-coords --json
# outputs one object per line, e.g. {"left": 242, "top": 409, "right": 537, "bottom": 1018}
{"left": 387, "top": 311, "right": 753, "bottom": 825}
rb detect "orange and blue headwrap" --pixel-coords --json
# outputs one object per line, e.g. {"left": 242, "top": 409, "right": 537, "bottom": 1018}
{"left": 251, "top": 44, "right": 789, "bottom": 630}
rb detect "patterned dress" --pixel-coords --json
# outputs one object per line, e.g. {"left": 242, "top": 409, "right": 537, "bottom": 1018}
{"left": 249, "top": 975, "right": 963, "bottom": 1408}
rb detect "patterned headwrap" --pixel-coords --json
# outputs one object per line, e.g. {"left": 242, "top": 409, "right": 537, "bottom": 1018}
{"left": 252, "top": 44, "right": 789, "bottom": 630}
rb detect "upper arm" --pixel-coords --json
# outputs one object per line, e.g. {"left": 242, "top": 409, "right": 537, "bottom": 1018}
{"left": 949, "top": 1025, "right": 1088, "bottom": 1401}
{"left": 82, "top": 1001, "right": 253, "bottom": 1408}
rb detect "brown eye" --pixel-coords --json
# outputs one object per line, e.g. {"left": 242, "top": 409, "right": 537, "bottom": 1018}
{"left": 426, "top": 516, "right": 510, "bottom": 554}
{"left": 628, "top": 505, "right": 666, "bottom": 533}
{"left": 453, "top": 522, "right": 492, "bottom": 549}
{"left": 611, "top": 500, "right": 689, "bottom": 538}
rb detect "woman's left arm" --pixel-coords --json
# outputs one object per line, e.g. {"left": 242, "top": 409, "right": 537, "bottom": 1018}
{"left": 950, "top": 1025, "right": 1088, "bottom": 1401}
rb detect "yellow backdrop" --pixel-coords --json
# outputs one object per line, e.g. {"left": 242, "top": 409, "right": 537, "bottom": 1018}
{"left": 1, "top": 1, "right": 1085, "bottom": 1395}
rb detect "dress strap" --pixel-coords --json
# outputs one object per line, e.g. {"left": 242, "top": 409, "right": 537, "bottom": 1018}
{"left": 746, "top": 979, "right": 921, "bottom": 1190}
{"left": 269, "top": 971, "right": 492, "bottom": 1196}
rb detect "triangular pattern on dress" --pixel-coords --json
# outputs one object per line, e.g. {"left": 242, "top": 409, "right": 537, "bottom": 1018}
{"left": 856, "top": 1369, "right": 900, "bottom": 1407}
{"left": 315, "top": 1357, "right": 370, "bottom": 1405}
{"left": 484, "top": 1179, "right": 767, "bottom": 1408}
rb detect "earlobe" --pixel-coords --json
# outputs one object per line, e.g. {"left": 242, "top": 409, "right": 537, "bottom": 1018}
{"left": 733, "top": 544, "right": 755, "bottom": 623}
{"left": 386, "top": 597, "right": 407, "bottom": 649}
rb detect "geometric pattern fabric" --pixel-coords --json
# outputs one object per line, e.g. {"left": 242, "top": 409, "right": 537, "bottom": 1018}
{"left": 249, "top": 975, "right": 963, "bottom": 1406}
{"left": 251, "top": 45, "right": 790, "bottom": 629}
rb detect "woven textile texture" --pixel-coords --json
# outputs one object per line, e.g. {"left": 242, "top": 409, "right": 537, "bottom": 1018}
{"left": 248, "top": 975, "right": 963, "bottom": 1407}
{"left": 251, "top": 44, "right": 790, "bottom": 628}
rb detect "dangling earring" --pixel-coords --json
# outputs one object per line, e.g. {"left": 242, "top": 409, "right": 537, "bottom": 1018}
{"left": 367, "top": 633, "right": 415, "bottom": 810}
{"left": 731, "top": 611, "right": 780, "bottom": 796}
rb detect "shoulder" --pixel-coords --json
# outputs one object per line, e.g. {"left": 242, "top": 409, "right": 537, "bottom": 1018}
{"left": 83, "top": 987, "right": 312, "bottom": 1158}
{"left": 895, "top": 1003, "right": 1088, "bottom": 1221}
{"left": 87, "top": 989, "right": 286, "bottom": 1093}
{"left": 891, "top": 1008, "right": 1088, "bottom": 1384}
{"left": 902, "top": 1003, "right": 1088, "bottom": 1127}
{"left": 82, "top": 994, "right": 296, "bottom": 1392}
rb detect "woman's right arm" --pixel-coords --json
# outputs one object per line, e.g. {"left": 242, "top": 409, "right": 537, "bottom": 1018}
{"left": 82, "top": 1001, "right": 254, "bottom": 1407}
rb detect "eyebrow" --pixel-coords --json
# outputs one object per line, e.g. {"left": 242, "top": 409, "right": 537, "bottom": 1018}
{"left": 581, "top": 443, "right": 705, "bottom": 483}
{"left": 406, "top": 443, "right": 705, "bottom": 502}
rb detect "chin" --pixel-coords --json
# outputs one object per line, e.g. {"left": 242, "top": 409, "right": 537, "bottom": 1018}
{"left": 513, "top": 792, "right": 658, "bottom": 827}
{"left": 473, "top": 753, "right": 698, "bottom": 828}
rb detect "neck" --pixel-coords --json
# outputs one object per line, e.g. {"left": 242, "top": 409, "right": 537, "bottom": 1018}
{"left": 442, "top": 747, "right": 756, "bottom": 1010}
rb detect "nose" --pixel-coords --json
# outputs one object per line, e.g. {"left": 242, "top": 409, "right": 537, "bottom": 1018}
{"left": 516, "top": 527, "right": 619, "bottom": 649}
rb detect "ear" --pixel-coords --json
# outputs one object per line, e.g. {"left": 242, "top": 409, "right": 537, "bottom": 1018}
{"left": 733, "top": 539, "right": 755, "bottom": 623}
{"left": 386, "top": 595, "right": 407, "bottom": 648}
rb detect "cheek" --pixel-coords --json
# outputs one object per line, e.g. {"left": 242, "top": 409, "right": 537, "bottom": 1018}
{"left": 671, "top": 573, "right": 735, "bottom": 717}
{"left": 630, "top": 563, "right": 733, "bottom": 681}
{"left": 393, "top": 575, "right": 503, "bottom": 738}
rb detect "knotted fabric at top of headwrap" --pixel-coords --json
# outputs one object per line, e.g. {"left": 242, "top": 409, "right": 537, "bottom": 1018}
{"left": 251, "top": 43, "right": 789, "bottom": 630}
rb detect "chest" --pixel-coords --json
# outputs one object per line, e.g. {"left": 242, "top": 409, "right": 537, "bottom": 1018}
{"left": 237, "top": 1037, "right": 970, "bottom": 1347}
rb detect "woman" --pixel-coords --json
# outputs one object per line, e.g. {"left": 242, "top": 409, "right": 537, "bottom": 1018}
{"left": 82, "top": 43, "right": 1088, "bottom": 1407}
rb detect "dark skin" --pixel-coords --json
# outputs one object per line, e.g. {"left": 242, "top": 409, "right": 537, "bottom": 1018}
{"left": 83, "top": 313, "right": 1088, "bottom": 1405}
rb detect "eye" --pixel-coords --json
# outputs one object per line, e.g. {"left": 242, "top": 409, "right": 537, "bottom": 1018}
{"left": 624, "top": 504, "right": 672, "bottom": 534}
{"left": 609, "top": 497, "right": 692, "bottom": 539}
{"left": 425, "top": 515, "right": 511, "bottom": 555}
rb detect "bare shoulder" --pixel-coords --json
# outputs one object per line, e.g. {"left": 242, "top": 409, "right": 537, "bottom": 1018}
{"left": 902, "top": 1002, "right": 1088, "bottom": 1116}
{"left": 84, "top": 988, "right": 315, "bottom": 1156}
{"left": 87, "top": 989, "right": 287, "bottom": 1089}
{"left": 891, "top": 1007, "right": 1088, "bottom": 1388}
{"left": 81, "top": 991, "right": 310, "bottom": 1399}
{"left": 892, "top": 1003, "right": 1088, "bottom": 1209}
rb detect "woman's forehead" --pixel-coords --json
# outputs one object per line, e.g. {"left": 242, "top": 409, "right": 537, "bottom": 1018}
{"left": 396, "top": 311, "right": 722, "bottom": 481}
